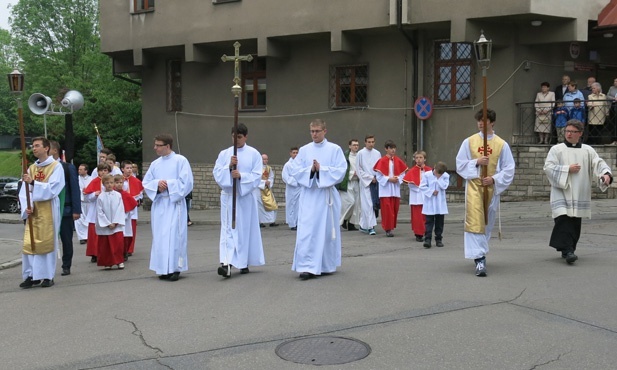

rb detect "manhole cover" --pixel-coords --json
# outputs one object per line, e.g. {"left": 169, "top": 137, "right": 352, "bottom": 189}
{"left": 275, "top": 336, "right": 371, "bottom": 365}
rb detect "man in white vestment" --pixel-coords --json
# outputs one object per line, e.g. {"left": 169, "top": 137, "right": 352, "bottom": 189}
{"left": 142, "top": 134, "right": 193, "bottom": 281}
{"left": 19, "top": 137, "right": 65, "bottom": 288}
{"left": 282, "top": 147, "right": 300, "bottom": 230}
{"left": 338, "top": 139, "right": 360, "bottom": 231}
{"left": 456, "top": 109, "right": 515, "bottom": 277}
{"left": 213, "top": 123, "right": 265, "bottom": 278}
{"left": 255, "top": 153, "right": 279, "bottom": 227}
{"left": 356, "top": 135, "right": 381, "bottom": 235}
{"left": 290, "top": 119, "right": 347, "bottom": 280}
{"left": 75, "top": 164, "right": 92, "bottom": 244}
{"left": 91, "top": 149, "right": 122, "bottom": 178}
{"left": 544, "top": 119, "right": 612, "bottom": 264}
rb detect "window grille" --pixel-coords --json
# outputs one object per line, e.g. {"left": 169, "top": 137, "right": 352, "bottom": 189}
{"left": 434, "top": 41, "right": 473, "bottom": 105}
{"left": 330, "top": 64, "right": 368, "bottom": 108}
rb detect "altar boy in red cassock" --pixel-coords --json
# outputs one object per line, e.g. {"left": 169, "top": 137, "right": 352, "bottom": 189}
{"left": 83, "top": 163, "right": 111, "bottom": 262}
{"left": 121, "top": 160, "right": 143, "bottom": 256}
{"left": 373, "top": 140, "right": 408, "bottom": 237}
{"left": 96, "top": 175, "right": 125, "bottom": 269}
{"left": 403, "top": 151, "right": 432, "bottom": 242}
{"left": 114, "top": 175, "right": 138, "bottom": 261}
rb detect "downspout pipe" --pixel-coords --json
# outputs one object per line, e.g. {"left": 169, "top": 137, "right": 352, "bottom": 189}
{"left": 397, "top": 0, "right": 419, "bottom": 153}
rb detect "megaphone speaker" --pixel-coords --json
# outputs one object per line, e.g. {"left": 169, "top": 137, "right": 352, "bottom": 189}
{"left": 61, "top": 90, "right": 84, "bottom": 112}
{"left": 28, "top": 93, "right": 52, "bottom": 115}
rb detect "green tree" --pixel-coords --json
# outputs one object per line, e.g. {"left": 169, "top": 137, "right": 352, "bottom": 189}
{"left": 8, "top": 0, "right": 142, "bottom": 169}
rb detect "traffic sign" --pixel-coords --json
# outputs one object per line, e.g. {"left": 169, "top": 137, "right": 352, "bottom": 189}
{"left": 414, "top": 97, "right": 433, "bottom": 121}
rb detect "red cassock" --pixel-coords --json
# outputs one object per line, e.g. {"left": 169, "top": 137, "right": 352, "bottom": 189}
{"left": 373, "top": 156, "right": 408, "bottom": 231}
{"left": 403, "top": 165, "right": 433, "bottom": 237}
{"left": 118, "top": 189, "right": 138, "bottom": 254}
{"left": 123, "top": 176, "right": 143, "bottom": 255}
{"left": 83, "top": 178, "right": 102, "bottom": 257}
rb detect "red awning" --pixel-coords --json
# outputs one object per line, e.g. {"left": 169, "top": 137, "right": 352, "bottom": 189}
{"left": 598, "top": 0, "right": 617, "bottom": 27}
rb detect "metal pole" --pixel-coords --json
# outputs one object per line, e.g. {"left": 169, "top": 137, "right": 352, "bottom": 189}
{"left": 18, "top": 98, "right": 36, "bottom": 250}
{"left": 482, "top": 67, "right": 489, "bottom": 225}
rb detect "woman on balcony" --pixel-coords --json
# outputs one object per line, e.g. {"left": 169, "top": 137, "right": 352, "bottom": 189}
{"left": 587, "top": 82, "right": 610, "bottom": 144}
{"left": 534, "top": 82, "right": 555, "bottom": 144}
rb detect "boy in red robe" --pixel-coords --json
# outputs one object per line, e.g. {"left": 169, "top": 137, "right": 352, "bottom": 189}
{"left": 373, "top": 140, "right": 408, "bottom": 237}
{"left": 121, "top": 160, "right": 143, "bottom": 256}
{"left": 114, "top": 175, "right": 138, "bottom": 261}
{"left": 96, "top": 174, "right": 125, "bottom": 269}
{"left": 403, "top": 151, "right": 432, "bottom": 242}
{"left": 83, "top": 163, "right": 111, "bottom": 262}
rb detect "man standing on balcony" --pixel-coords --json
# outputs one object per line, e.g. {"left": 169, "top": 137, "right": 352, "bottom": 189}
{"left": 544, "top": 119, "right": 612, "bottom": 265}
{"left": 456, "top": 109, "right": 515, "bottom": 277}
{"left": 555, "top": 75, "right": 570, "bottom": 101}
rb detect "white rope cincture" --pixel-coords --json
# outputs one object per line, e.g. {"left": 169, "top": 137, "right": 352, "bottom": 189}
{"left": 327, "top": 186, "right": 336, "bottom": 240}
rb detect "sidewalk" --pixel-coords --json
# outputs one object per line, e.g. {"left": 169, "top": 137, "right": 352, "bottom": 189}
{"left": 2, "top": 199, "right": 617, "bottom": 269}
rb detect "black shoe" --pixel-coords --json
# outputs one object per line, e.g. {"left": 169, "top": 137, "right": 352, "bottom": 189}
{"left": 19, "top": 277, "right": 35, "bottom": 289}
{"left": 290, "top": 226, "right": 297, "bottom": 230}
{"left": 423, "top": 240, "right": 431, "bottom": 248}
{"left": 61, "top": 269, "right": 71, "bottom": 276}
{"left": 169, "top": 272, "right": 180, "bottom": 281}
{"left": 299, "top": 272, "right": 315, "bottom": 280}
{"left": 218, "top": 264, "right": 231, "bottom": 278}
{"left": 158, "top": 274, "right": 171, "bottom": 280}
{"left": 347, "top": 223, "right": 357, "bottom": 231}
{"left": 436, "top": 240, "right": 444, "bottom": 248}
{"left": 41, "top": 279, "right": 54, "bottom": 288}
{"left": 415, "top": 235, "right": 424, "bottom": 242}
{"left": 386, "top": 230, "right": 394, "bottom": 237}
{"left": 90, "top": 256, "right": 97, "bottom": 263}
{"left": 260, "top": 223, "right": 265, "bottom": 228}
{"left": 240, "top": 267, "right": 250, "bottom": 274}
{"left": 79, "top": 240, "right": 87, "bottom": 245}
{"left": 565, "top": 252, "right": 578, "bottom": 264}
{"left": 269, "top": 223, "right": 279, "bottom": 227}
{"left": 342, "top": 220, "right": 348, "bottom": 230}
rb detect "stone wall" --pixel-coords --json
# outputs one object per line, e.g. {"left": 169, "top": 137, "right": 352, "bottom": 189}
{"left": 143, "top": 145, "right": 617, "bottom": 209}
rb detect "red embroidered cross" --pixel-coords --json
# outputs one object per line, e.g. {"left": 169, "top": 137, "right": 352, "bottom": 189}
{"left": 477, "top": 145, "right": 493, "bottom": 155}
{"left": 34, "top": 170, "right": 46, "bottom": 182}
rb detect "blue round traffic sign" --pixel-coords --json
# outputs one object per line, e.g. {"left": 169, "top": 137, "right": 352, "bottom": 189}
{"left": 414, "top": 97, "right": 433, "bottom": 120}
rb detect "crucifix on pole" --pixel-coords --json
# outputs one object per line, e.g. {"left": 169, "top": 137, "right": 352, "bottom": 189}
{"left": 221, "top": 42, "right": 253, "bottom": 229}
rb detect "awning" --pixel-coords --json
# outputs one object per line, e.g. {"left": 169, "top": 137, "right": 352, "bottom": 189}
{"left": 598, "top": 0, "right": 617, "bottom": 27}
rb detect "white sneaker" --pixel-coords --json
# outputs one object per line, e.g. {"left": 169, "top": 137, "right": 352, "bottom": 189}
{"left": 369, "top": 228, "right": 377, "bottom": 236}
{"left": 475, "top": 260, "right": 487, "bottom": 277}
{"left": 118, "top": 263, "right": 125, "bottom": 269}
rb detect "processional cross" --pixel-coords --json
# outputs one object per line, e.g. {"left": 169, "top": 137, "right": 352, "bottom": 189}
{"left": 221, "top": 42, "right": 253, "bottom": 230}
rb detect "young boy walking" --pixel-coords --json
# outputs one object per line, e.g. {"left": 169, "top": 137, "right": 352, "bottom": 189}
{"left": 96, "top": 174, "right": 125, "bottom": 270}
{"left": 114, "top": 175, "right": 138, "bottom": 261}
{"left": 419, "top": 162, "right": 450, "bottom": 248}
{"left": 373, "top": 140, "right": 408, "bottom": 237}
{"left": 83, "top": 163, "right": 111, "bottom": 262}
{"left": 403, "top": 151, "right": 432, "bottom": 242}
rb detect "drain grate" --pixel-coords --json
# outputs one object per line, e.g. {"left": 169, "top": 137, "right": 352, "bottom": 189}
{"left": 275, "top": 336, "right": 371, "bottom": 365}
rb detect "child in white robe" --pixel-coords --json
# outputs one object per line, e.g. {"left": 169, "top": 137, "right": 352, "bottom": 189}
{"left": 420, "top": 162, "right": 450, "bottom": 248}
{"left": 96, "top": 175, "right": 125, "bottom": 269}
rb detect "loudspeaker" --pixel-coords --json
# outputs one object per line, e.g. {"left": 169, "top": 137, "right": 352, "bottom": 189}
{"left": 61, "top": 90, "right": 84, "bottom": 112}
{"left": 28, "top": 93, "right": 52, "bottom": 115}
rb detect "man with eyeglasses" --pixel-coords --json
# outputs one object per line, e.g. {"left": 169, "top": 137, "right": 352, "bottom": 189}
{"left": 544, "top": 119, "right": 612, "bottom": 264}
{"left": 289, "top": 119, "right": 347, "bottom": 280}
{"left": 142, "top": 134, "right": 194, "bottom": 281}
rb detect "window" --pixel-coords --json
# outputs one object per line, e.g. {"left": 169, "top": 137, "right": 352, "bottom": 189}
{"left": 330, "top": 64, "right": 368, "bottom": 108}
{"left": 133, "top": 0, "right": 154, "bottom": 13}
{"left": 212, "top": 0, "right": 241, "bottom": 4}
{"left": 434, "top": 41, "right": 473, "bottom": 105}
{"left": 241, "top": 57, "right": 266, "bottom": 110}
{"left": 167, "top": 60, "right": 182, "bottom": 112}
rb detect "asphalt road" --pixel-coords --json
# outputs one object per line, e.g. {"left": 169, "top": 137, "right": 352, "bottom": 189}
{"left": 1, "top": 213, "right": 617, "bottom": 369}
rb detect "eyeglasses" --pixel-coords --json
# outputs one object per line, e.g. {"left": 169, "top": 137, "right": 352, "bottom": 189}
{"left": 565, "top": 130, "right": 581, "bottom": 134}
{"left": 154, "top": 143, "right": 168, "bottom": 147}
{"left": 310, "top": 130, "right": 323, "bottom": 134}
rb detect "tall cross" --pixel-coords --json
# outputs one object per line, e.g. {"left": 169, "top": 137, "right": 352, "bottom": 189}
{"left": 221, "top": 42, "right": 253, "bottom": 91}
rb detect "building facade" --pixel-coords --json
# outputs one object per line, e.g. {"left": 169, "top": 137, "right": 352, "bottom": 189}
{"left": 100, "top": 0, "right": 616, "bottom": 208}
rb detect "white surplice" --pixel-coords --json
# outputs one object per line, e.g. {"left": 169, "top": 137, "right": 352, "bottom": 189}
{"left": 420, "top": 171, "right": 450, "bottom": 215}
{"left": 456, "top": 133, "right": 515, "bottom": 260}
{"left": 339, "top": 151, "right": 360, "bottom": 225}
{"left": 282, "top": 157, "right": 301, "bottom": 228}
{"left": 356, "top": 147, "right": 381, "bottom": 229}
{"left": 95, "top": 191, "right": 125, "bottom": 235}
{"left": 18, "top": 156, "right": 65, "bottom": 281}
{"left": 142, "top": 152, "right": 193, "bottom": 275}
{"left": 290, "top": 139, "right": 346, "bottom": 275}
{"left": 213, "top": 145, "right": 265, "bottom": 269}
{"left": 75, "top": 174, "right": 92, "bottom": 240}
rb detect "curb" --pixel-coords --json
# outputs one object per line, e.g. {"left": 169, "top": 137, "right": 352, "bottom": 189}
{"left": 0, "top": 258, "right": 22, "bottom": 270}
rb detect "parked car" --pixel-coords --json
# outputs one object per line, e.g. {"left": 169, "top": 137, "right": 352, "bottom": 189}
{"left": 0, "top": 177, "right": 20, "bottom": 191}
{"left": 11, "top": 137, "right": 32, "bottom": 150}
{"left": 0, "top": 194, "right": 20, "bottom": 213}
{"left": 3, "top": 181, "right": 20, "bottom": 195}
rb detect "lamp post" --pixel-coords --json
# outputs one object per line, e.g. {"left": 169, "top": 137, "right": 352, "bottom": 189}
{"left": 473, "top": 30, "right": 492, "bottom": 225}
{"left": 7, "top": 69, "right": 36, "bottom": 250}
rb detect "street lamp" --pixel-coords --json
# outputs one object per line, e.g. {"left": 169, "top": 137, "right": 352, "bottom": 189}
{"left": 473, "top": 30, "right": 493, "bottom": 225}
{"left": 7, "top": 69, "right": 35, "bottom": 249}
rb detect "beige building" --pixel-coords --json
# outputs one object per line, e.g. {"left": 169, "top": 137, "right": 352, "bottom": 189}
{"left": 100, "top": 0, "right": 617, "bottom": 207}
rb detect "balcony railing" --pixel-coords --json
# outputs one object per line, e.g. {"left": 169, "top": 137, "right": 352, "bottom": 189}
{"left": 514, "top": 100, "right": 617, "bottom": 145}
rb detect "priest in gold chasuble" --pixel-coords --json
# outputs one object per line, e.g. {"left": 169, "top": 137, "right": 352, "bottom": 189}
{"left": 456, "top": 110, "right": 515, "bottom": 277}
{"left": 18, "top": 137, "right": 65, "bottom": 288}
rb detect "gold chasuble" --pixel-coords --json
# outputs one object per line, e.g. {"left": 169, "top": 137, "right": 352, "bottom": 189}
{"left": 23, "top": 161, "right": 59, "bottom": 255}
{"left": 465, "top": 134, "right": 505, "bottom": 234}
{"left": 260, "top": 165, "right": 278, "bottom": 211}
